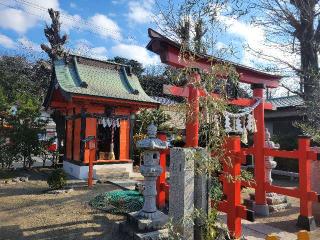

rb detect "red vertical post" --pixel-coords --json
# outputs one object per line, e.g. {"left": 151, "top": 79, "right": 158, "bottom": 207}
{"left": 252, "top": 84, "right": 268, "bottom": 216}
{"left": 297, "top": 136, "right": 316, "bottom": 231}
{"left": 88, "top": 153, "right": 93, "bottom": 188}
{"left": 225, "top": 135, "right": 242, "bottom": 238}
{"left": 157, "top": 132, "right": 167, "bottom": 209}
{"left": 186, "top": 70, "right": 200, "bottom": 147}
{"left": 87, "top": 139, "right": 95, "bottom": 188}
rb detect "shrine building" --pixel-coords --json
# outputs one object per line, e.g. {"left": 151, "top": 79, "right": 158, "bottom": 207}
{"left": 44, "top": 54, "right": 159, "bottom": 179}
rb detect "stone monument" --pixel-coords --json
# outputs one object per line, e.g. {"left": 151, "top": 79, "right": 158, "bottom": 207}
{"left": 119, "top": 123, "right": 169, "bottom": 239}
{"left": 169, "top": 147, "right": 195, "bottom": 240}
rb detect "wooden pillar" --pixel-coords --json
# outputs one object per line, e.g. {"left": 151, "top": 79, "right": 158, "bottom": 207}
{"left": 84, "top": 117, "right": 97, "bottom": 163}
{"left": 65, "top": 109, "right": 73, "bottom": 160}
{"left": 186, "top": 70, "right": 200, "bottom": 147}
{"left": 119, "top": 119, "right": 130, "bottom": 160}
{"left": 73, "top": 108, "right": 81, "bottom": 161}
{"left": 297, "top": 136, "right": 316, "bottom": 231}
{"left": 226, "top": 135, "right": 242, "bottom": 238}
{"left": 252, "top": 84, "right": 268, "bottom": 216}
{"left": 80, "top": 108, "right": 86, "bottom": 162}
{"left": 157, "top": 131, "right": 167, "bottom": 209}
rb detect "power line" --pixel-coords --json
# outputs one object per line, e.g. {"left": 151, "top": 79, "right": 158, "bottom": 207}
{"left": 0, "top": 0, "right": 135, "bottom": 41}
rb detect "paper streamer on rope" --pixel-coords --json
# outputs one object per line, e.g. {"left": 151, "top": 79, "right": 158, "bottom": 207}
{"left": 99, "top": 117, "right": 121, "bottom": 128}
{"left": 223, "top": 98, "right": 262, "bottom": 143}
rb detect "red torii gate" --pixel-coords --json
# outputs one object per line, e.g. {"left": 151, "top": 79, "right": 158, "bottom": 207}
{"left": 146, "top": 28, "right": 282, "bottom": 237}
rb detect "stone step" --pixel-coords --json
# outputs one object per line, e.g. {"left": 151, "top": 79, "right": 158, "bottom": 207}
{"left": 96, "top": 171, "right": 129, "bottom": 180}
{"left": 243, "top": 198, "right": 292, "bottom": 213}
{"left": 95, "top": 167, "right": 127, "bottom": 173}
{"left": 269, "top": 202, "right": 291, "bottom": 212}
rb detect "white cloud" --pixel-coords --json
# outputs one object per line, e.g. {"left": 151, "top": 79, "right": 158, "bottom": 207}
{"left": 0, "top": 34, "right": 16, "bottom": 49}
{"left": 111, "top": 43, "right": 160, "bottom": 65}
{"left": 88, "top": 14, "right": 122, "bottom": 40}
{"left": 127, "top": 0, "right": 154, "bottom": 24}
{"left": 73, "top": 39, "right": 108, "bottom": 60}
{"left": 0, "top": 0, "right": 60, "bottom": 33}
{"left": 218, "top": 15, "right": 299, "bottom": 70}
{"left": 0, "top": 8, "right": 37, "bottom": 34}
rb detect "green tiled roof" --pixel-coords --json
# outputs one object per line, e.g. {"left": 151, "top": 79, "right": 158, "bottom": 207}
{"left": 53, "top": 55, "right": 158, "bottom": 105}
{"left": 267, "top": 95, "right": 304, "bottom": 108}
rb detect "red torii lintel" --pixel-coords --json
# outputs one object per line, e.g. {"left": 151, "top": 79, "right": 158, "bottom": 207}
{"left": 146, "top": 28, "right": 282, "bottom": 88}
{"left": 163, "top": 84, "right": 275, "bottom": 110}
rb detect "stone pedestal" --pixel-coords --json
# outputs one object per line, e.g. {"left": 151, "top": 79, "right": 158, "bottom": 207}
{"left": 194, "top": 149, "right": 208, "bottom": 240}
{"left": 169, "top": 148, "right": 195, "bottom": 240}
{"left": 244, "top": 193, "right": 291, "bottom": 214}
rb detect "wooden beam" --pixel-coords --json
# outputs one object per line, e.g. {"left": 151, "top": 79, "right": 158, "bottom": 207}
{"left": 163, "top": 84, "right": 274, "bottom": 110}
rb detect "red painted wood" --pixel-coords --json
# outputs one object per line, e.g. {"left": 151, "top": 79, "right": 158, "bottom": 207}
{"left": 264, "top": 148, "right": 299, "bottom": 159}
{"left": 265, "top": 184, "right": 300, "bottom": 198}
{"left": 185, "top": 73, "right": 200, "bottom": 147}
{"left": 157, "top": 132, "right": 167, "bottom": 209}
{"left": 223, "top": 136, "right": 242, "bottom": 238}
{"left": 158, "top": 44, "right": 280, "bottom": 88}
{"left": 253, "top": 87, "right": 267, "bottom": 206}
{"left": 298, "top": 137, "right": 313, "bottom": 217}
{"left": 163, "top": 84, "right": 274, "bottom": 110}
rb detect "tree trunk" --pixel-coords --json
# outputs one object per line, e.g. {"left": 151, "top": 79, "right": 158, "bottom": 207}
{"left": 298, "top": 1, "right": 319, "bottom": 100}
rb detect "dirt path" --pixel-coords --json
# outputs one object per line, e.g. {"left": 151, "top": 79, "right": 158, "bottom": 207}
{"left": 0, "top": 169, "right": 125, "bottom": 240}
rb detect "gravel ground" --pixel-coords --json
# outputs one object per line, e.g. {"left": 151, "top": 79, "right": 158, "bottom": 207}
{"left": 242, "top": 178, "right": 320, "bottom": 239}
{"left": 0, "top": 169, "right": 125, "bottom": 240}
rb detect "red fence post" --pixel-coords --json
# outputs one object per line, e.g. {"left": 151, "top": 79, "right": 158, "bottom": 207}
{"left": 297, "top": 136, "right": 316, "bottom": 231}
{"left": 157, "top": 132, "right": 167, "bottom": 209}
{"left": 225, "top": 135, "right": 242, "bottom": 238}
{"left": 252, "top": 84, "right": 269, "bottom": 216}
{"left": 186, "top": 70, "right": 200, "bottom": 147}
{"left": 88, "top": 147, "right": 94, "bottom": 188}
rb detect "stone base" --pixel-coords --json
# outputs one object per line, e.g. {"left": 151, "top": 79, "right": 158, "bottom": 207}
{"left": 245, "top": 193, "right": 291, "bottom": 214}
{"left": 296, "top": 215, "right": 316, "bottom": 231}
{"left": 254, "top": 204, "right": 270, "bottom": 216}
{"left": 119, "top": 221, "right": 169, "bottom": 240}
{"left": 127, "top": 211, "right": 168, "bottom": 231}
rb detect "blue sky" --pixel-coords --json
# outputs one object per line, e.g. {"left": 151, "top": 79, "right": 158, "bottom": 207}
{"left": 0, "top": 0, "right": 297, "bottom": 87}
{"left": 0, "top": 0, "right": 162, "bottom": 65}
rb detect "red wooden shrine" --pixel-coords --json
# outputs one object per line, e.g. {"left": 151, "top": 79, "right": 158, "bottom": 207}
{"left": 44, "top": 54, "right": 158, "bottom": 180}
{"left": 146, "top": 28, "right": 320, "bottom": 238}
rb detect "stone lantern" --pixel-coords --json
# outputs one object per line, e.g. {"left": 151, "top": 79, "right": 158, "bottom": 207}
{"left": 120, "top": 123, "right": 168, "bottom": 238}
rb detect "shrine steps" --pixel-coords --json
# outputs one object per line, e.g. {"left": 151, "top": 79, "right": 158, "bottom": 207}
{"left": 95, "top": 168, "right": 130, "bottom": 180}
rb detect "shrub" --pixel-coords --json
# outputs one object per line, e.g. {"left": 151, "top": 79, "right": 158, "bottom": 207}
{"left": 47, "top": 169, "right": 67, "bottom": 189}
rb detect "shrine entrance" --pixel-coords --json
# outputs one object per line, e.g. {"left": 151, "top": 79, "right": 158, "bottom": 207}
{"left": 96, "top": 119, "right": 120, "bottom": 160}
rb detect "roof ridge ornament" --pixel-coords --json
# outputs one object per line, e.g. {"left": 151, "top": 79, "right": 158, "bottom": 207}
{"left": 41, "top": 8, "right": 69, "bottom": 61}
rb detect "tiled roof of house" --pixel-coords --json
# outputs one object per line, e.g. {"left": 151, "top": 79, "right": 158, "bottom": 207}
{"left": 151, "top": 96, "right": 179, "bottom": 105}
{"left": 267, "top": 95, "right": 304, "bottom": 108}
{"left": 53, "top": 54, "right": 158, "bottom": 104}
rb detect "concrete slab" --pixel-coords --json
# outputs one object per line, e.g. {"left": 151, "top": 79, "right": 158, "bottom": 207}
{"left": 218, "top": 213, "right": 297, "bottom": 240}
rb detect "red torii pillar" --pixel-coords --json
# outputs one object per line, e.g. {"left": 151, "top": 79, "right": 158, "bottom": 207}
{"left": 252, "top": 84, "right": 269, "bottom": 216}
{"left": 186, "top": 70, "right": 200, "bottom": 147}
